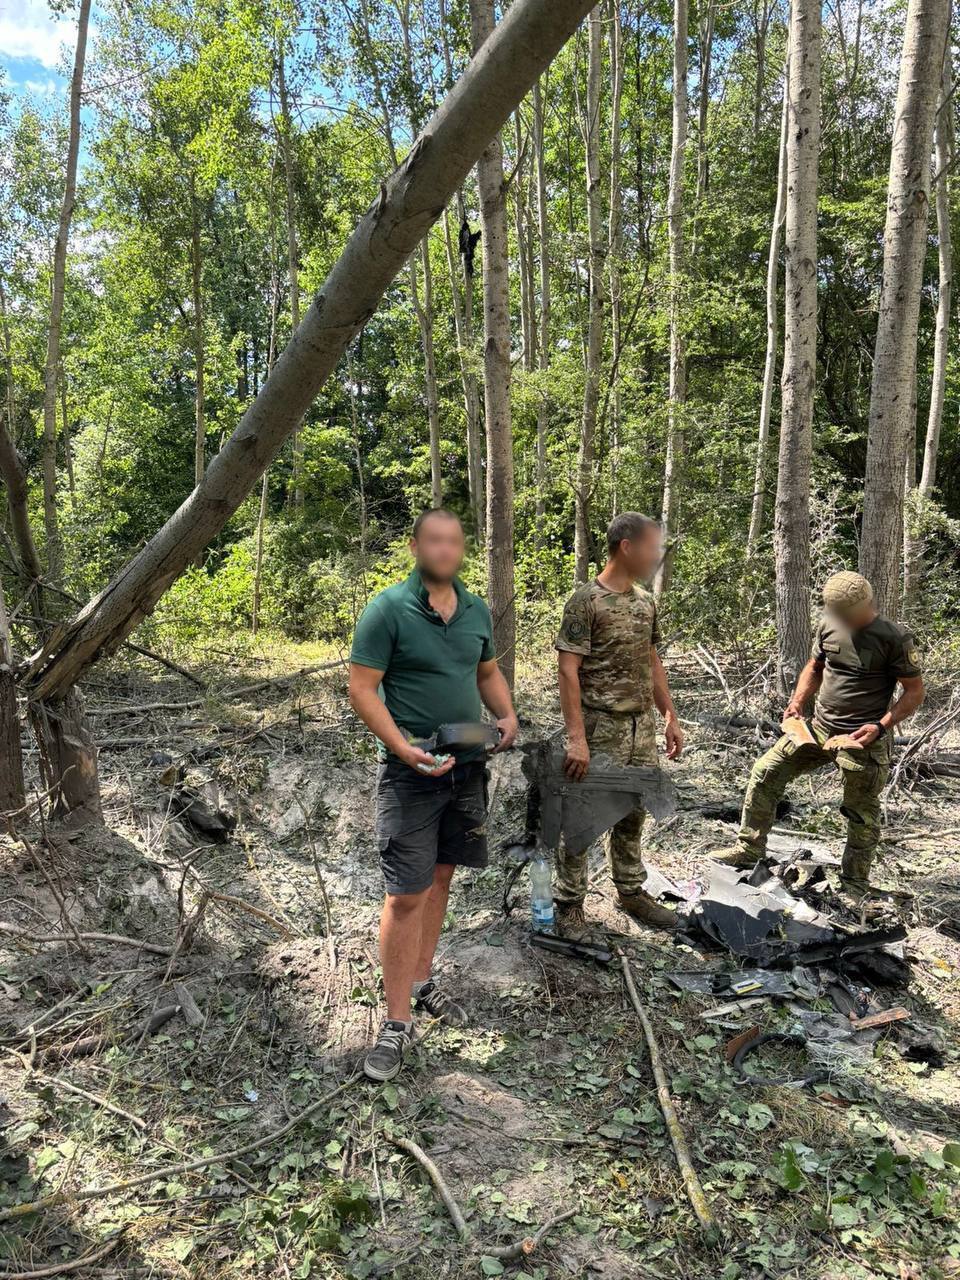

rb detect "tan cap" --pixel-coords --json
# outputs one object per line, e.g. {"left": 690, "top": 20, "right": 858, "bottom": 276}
{"left": 822, "top": 571, "right": 873, "bottom": 613}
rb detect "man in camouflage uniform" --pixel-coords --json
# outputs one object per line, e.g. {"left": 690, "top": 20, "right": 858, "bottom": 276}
{"left": 554, "top": 513, "right": 683, "bottom": 935}
{"left": 714, "top": 571, "right": 925, "bottom": 894}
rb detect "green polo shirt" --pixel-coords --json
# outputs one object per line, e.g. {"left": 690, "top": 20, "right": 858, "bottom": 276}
{"left": 350, "top": 571, "right": 496, "bottom": 756}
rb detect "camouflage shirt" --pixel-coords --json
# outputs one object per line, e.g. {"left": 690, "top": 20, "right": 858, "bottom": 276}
{"left": 555, "top": 579, "right": 661, "bottom": 715}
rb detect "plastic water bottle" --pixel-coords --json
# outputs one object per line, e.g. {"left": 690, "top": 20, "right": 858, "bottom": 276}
{"left": 529, "top": 852, "right": 555, "bottom": 932}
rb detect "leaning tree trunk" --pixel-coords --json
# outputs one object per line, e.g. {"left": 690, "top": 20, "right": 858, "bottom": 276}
{"left": 470, "top": 0, "right": 516, "bottom": 689}
{"left": 919, "top": 52, "right": 954, "bottom": 499}
{"left": 40, "top": 0, "right": 91, "bottom": 587}
{"left": 23, "top": 0, "right": 595, "bottom": 711}
{"left": 653, "top": 0, "right": 689, "bottom": 602}
{"left": 774, "top": 0, "right": 820, "bottom": 693}
{"left": 190, "top": 185, "right": 206, "bottom": 488}
{"left": 533, "top": 76, "right": 551, "bottom": 551}
{"left": 0, "top": 577, "right": 24, "bottom": 814}
{"left": 905, "top": 49, "right": 953, "bottom": 612}
{"left": 746, "top": 46, "right": 790, "bottom": 563}
{"left": 574, "top": 9, "right": 606, "bottom": 584}
{"left": 859, "top": 0, "right": 950, "bottom": 617}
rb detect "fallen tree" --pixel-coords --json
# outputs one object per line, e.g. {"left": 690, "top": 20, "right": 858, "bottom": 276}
{"left": 21, "top": 0, "right": 598, "bottom": 721}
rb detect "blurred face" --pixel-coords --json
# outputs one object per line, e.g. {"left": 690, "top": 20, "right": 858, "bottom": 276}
{"left": 411, "top": 515, "right": 465, "bottom": 583}
{"left": 617, "top": 524, "right": 662, "bottom": 582}
{"left": 827, "top": 601, "right": 876, "bottom": 631}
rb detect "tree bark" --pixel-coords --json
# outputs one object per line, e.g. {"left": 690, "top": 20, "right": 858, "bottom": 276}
{"left": 190, "top": 186, "right": 206, "bottom": 488}
{"left": 0, "top": 577, "right": 24, "bottom": 814}
{"left": 774, "top": 0, "right": 820, "bottom": 693}
{"left": 23, "top": 0, "right": 594, "bottom": 705}
{"left": 859, "top": 0, "right": 950, "bottom": 617}
{"left": 40, "top": 0, "right": 91, "bottom": 586}
{"left": 410, "top": 244, "right": 444, "bottom": 508}
{"left": 277, "top": 45, "right": 304, "bottom": 507}
{"left": 696, "top": 0, "right": 715, "bottom": 203}
{"left": 918, "top": 54, "right": 954, "bottom": 498}
{"left": 442, "top": 207, "right": 484, "bottom": 536}
{"left": 29, "top": 689, "right": 101, "bottom": 824}
{"left": 746, "top": 47, "right": 790, "bottom": 562}
{"left": 533, "top": 76, "right": 551, "bottom": 549}
{"left": 574, "top": 10, "right": 606, "bottom": 584}
{"left": 607, "top": 1, "right": 624, "bottom": 518}
{"left": 653, "top": 0, "right": 689, "bottom": 602}
{"left": 470, "top": 0, "right": 516, "bottom": 689}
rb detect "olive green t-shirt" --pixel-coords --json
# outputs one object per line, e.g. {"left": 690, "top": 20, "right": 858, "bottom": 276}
{"left": 555, "top": 578, "right": 661, "bottom": 715}
{"left": 811, "top": 614, "right": 922, "bottom": 734}
{"left": 350, "top": 571, "right": 496, "bottom": 756}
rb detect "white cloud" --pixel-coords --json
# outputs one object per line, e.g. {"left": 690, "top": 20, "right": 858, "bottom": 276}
{"left": 24, "top": 76, "right": 59, "bottom": 96}
{"left": 0, "top": 0, "right": 82, "bottom": 70}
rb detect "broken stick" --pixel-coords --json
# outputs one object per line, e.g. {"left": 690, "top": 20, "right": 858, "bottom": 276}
{"left": 389, "top": 1134, "right": 575, "bottom": 1260}
{"left": 619, "top": 952, "right": 717, "bottom": 1237}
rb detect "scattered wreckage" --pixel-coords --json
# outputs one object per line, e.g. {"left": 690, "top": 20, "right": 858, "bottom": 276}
{"left": 514, "top": 738, "right": 945, "bottom": 1079}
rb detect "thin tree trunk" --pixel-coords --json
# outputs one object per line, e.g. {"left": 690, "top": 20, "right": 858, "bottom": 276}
{"left": 442, "top": 208, "right": 484, "bottom": 534}
{"left": 574, "top": 10, "right": 606, "bottom": 584}
{"left": 410, "top": 245, "right": 444, "bottom": 508}
{"left": 347, "top": 347, "right": 368, "bottom": 559}
{"left": 653, "top": 0, "right": 689, "bottom": 601}
{"left": 746, "top": 46, "right": 790, "bottom": 562}
{"left": 0, "top": 418, "right": 45, "bottom": 594}
{"left": 277, "top": 46, "right": 304, "bottom": 507}
{"left": 513, "top": 112, "right": 536, "bottom": 375}
{"left": 608, "top": 1, "right": 624, "bottom": 518}
{"left": 752, "top": 0, "right": 774, "bottom": 144}
{"left": 919, "top": 54, "right": 954, "bottom": 498}
{"left": 41, "top": 0, "right": 91, "bottom": 586}
{"left": 533, "top": 77, "right": 551, "bottom": 548}
{"left": 190, "top": 187, "right": 205, "bottom": 488}
{"left": 859, "top": 0, "right": 950, "bottom": 617}
{"left": 696, "top": 0, "right": 715, "bottom": 202}
{"left": 0, "top": 278, "right": 16, "bottom": 443}
{"left": 23, "top": 0, "right": 598, "bottom": 706}
{"left": 470, "top": 0, "right": 516, "bottom": 688}
{"left": 60, "top": 366, "right": 76, "bottom": 506}
{"left": 0, "top": 576, "right": 24, "bottom": 814}
{"left": 774, "top": 0, "right": 820, "bottom": 693}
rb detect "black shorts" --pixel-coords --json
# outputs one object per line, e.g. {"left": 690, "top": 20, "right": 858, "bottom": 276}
{"left": 375, "top": 759, "right": 489, "bottom": 895}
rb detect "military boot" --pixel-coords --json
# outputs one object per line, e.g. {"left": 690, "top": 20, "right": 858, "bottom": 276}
{"left": 839, "top": 847, "right": 873, "bottom": 901}
{"left": 554, "top": 901, "right": 590, "bottom": 941}
{"left": 708, "top": 846, "right": 759, "bottom": 869}
{"left": 618, "top": 890, "right": 677, "bottom": 932}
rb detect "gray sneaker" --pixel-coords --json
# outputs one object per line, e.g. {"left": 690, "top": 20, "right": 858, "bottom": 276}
{"left": 364, "top": 1020, "right": 414, "bottom": 1081}
{"left": 413, "top": 979, "right": 467, "bottom": 1028}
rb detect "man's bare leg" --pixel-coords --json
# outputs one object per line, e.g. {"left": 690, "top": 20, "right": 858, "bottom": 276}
{"left": 414, "top": 863, "right": 456, "bottom": 982}
{"left": 379, "top": 889, "right": 429, "bottom": 1022}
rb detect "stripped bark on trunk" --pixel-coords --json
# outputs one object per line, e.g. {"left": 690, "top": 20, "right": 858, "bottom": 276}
{"left": 860, "top": 0, "right": 950, "bottom": 616}
{"left": 470, "top": 0, "right": 516, "bottom": 688}
{"left": 40, "top": 0, "right": 91, "bottom": 585}
{"left": 774, "top": 0, "right": 820, "bottom": 692}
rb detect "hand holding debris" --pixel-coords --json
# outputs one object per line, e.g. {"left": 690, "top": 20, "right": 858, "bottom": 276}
{"left": 563, "top": 736, "right": 590, "bottom": 781}
{"left": 781, "top": 716, "right": 816, "bottom": 746}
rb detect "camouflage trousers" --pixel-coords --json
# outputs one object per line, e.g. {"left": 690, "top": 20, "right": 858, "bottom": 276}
{"left": 554, "top": 707, "right": 657, "bottom": 905}
{"left": 735, "top": 720, "right": 892, "bottom": 877}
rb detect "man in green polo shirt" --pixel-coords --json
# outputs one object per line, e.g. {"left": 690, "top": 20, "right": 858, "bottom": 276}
{"left": 349, "top": 509, "right": 518, "bottom": 1081}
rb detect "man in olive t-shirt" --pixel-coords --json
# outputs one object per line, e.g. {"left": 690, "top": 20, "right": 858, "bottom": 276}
{"left": 714, "top": 571, "right": 925, "bottom": 893}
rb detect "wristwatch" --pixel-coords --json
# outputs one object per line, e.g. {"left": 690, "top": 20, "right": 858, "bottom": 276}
{"left": 870, "top": 722, "right": 886, "bottom": 737}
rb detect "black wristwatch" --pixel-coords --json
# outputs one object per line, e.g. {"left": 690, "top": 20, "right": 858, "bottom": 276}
{"left": 870, "top": 722, "right": 886, "bottom": 737}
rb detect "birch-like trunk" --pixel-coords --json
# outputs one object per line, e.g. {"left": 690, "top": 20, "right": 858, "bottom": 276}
{"left": 25, "top": 0, "right": 596, "bottom": 707}
{"left": 277, "top": 47, "right": 304, "bottom": 507}
{"left": 746, "top": 48, "right": 790, "bottom": 562}
{"left": 774, "top": 0, "right": 820, "bottom": 693}
{"left": 859, "top": 0, "right": 950, "bottom": 616}
{"left": 40, "top": 0, "right": 91, "bottom": 586}
{"left": 653, "top": 0, "right": 689, "bottom": 602}
{"left": 533, "top": 76, "right": 551, "bottom": 547}
{"left": 471, "top": 0, "right": 516, "bottom": 685}
{"left": 919, "top": 56, "right": 954, "bottom": 498}
{"left": 607, "top": 0, "right": 624, "bottom": 516}
{"left": 574, "top": 9, "right": 606, "bottom": 583}
{"left": 442, "top": 207, "right": 484, "bottom": 536}
{"left": 190, "top": 187, "right": 206, "bottom": 488}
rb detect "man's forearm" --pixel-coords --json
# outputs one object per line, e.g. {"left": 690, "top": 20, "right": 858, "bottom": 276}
{"left": 350, "top": 687, "right": 411, "bottom": 756}
{"left": 559, "top": 669, "right": 587, "bottom": 741}
{"left": 883, "top": 681, "right": 925, "bottom": 729}
{"left": 477, "top": 667, "right": 514, "bottom": 720}
{"left": 789, "top": 660, "right": 823, "bottom": 712}
{"left": 651, "top": 651, "right": 677, "bottom": 723}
